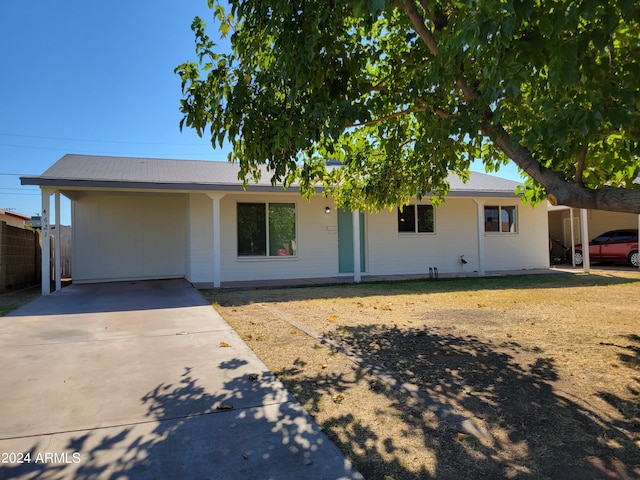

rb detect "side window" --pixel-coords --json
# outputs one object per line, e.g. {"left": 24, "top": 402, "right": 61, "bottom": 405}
{"left": 398, "top": 205, "right": 434, "bottom": 233}
{"left": 593, "top": 232, "right": 613, "bottom": 243}
{"left": 237, "top": 202, "right": 297, "bottom": 257}
{"left": 613, "top": 231, "right": 636, "bottom": 242}
{"left": 484, "top": 206, "right": 517, "bottom": 233}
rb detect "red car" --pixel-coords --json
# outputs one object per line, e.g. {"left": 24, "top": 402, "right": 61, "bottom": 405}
{"left": 573, "top": 229, "right": 638, "bottom": 267}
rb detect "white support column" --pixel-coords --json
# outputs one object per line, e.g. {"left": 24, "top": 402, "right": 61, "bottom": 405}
{"left": 207, "top": 193, "right": 225, "bottom": 288}
{"left": 474, "top": 200, "right": 486, "bottom": 276}
{"left": 580, "top": 208, "right": 590, "bottom": 273}
{"left": 569, "top": 208, "right": 576, "bottom": 267}
{"left": 352, "top": 210, "right": 361, "bottom": 283}
{"left": 41, "top": 188, "right": 53, "bottom": 295}
{"left": 54, "top": 190, "right": 61, "bottom": 291}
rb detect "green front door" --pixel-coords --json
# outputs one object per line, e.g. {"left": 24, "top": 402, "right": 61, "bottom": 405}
{"left": 338, "top": 210, "right": 365, "bottom": 273}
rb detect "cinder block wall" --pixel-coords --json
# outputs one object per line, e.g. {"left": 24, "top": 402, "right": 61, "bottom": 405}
{"left": 0, "top": 222, "right": 41, "bottom": 291}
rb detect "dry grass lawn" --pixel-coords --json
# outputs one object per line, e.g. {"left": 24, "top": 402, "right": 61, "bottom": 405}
{"left": 204, "top": 270, "right": 640, "bottom": 480}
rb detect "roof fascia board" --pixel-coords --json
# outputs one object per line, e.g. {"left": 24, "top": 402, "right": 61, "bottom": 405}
{"left": 20, "top": 177, "right": 310, "bottom": 193}
{"left": 22, "top": 178, "right": 520, "bottom": 198}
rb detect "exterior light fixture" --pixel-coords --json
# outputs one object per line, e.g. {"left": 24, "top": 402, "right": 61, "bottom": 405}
{"left": 325, "top": 206, "right": 331, "bottom": 214}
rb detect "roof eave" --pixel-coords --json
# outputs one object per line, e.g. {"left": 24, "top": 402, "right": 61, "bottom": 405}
{"left": 21, "top": 177, "right": 521, "bottom": 198}
{"left": 20, "top": 177, "right": 311, "bottom": 193}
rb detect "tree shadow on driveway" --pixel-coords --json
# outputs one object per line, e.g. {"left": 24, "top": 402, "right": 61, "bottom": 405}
{"left": 0, "top": 365, "right": 362, "bottom": 480}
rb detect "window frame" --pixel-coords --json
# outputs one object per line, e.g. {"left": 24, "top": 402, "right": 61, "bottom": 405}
{"left": 237, "top": 201, "right": 298, "bottom": 258}
{"left": 397, "top": 204, "right": 435, "bottom": 235}
{"left": 484, "top": 205, "right": 517, "bottom": 234}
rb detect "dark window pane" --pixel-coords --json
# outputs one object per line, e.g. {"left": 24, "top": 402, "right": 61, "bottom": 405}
{"left": 269, "top": 203, "right": 296, "bottom": 256}
{"left": 417, "top": 205, "right": 434, "bottom": 233}
{"left": 484, "top": 206, "right": 499, "bottom": 232}
{"left": 398, "top": 206, "right": 416, "bottom": 232}
{"left": 237, "top": 203, "right": 266, "bottom": 256}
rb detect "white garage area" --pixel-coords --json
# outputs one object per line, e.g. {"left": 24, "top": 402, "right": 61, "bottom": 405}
{"left": 71, "top": 191, "right": 186, "bottom": 284}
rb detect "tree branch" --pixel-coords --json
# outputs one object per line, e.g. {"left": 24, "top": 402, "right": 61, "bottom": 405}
{"left": 397, "top": 1, "right": 477, "bottom": 102}
{"left": 350, "top": 106, "right": 427, "bottom": 127}
{"left": 489, "top": 123, "right": 640, "bottom": 213}
{"left": 574, "top": 147, "right": 587, "bottom": 185}
{"left": 395, "top": 0, "right": 438, "bottom": 55}
{"left": 415, "top": 97, "right": 451, "bottom": 118}
{"left": 396, "top": 0, "right": 640, "bottom": 213}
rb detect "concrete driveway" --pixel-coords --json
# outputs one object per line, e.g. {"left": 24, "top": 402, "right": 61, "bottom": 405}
{"left": 0, "top": 279, "right": 362, "bottom": 480}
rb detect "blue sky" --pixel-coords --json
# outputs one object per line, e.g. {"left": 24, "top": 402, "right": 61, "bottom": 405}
{"left": 0, "top": 1, "right": 522, "bottom": 225}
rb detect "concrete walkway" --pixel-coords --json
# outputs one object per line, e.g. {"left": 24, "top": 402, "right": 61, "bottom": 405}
{"left": 0, "top": 279, "right": 363, "bottom": 480}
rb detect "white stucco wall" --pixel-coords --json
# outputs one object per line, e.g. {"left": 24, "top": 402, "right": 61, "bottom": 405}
{"left": 572, "top": 209, "right": 636, "bottom": 240}
{"left": 185, "top": 193, "right": 215, "bottom": 284}
{"left": 72, "top": 192, "right": 186, "bottom": 283}
{"left": 481, "top": 199, "right": 549, "bottom": 270}
{"left": 216, "top": 192, "right": 339, "bottom": 282}
{"left": 71, "top": 189, "right": 548, "bottom": 285}
{"left": 365, "top": 198, "right": 548, "bottom": 276}
{"left": 186, "top": 192, "right": 548, "bottom": 284}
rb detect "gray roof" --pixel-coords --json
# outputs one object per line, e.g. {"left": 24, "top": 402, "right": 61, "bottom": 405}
{"left": 21, "top": 154, "right": 522, "bottom": 197}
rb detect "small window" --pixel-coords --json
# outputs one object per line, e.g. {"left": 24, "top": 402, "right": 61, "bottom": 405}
{"left": 398, "top": 205, "right": 434, "bottom": 233}
{"left": 484, "top": 206, "right": 517, "bottom": 233}
{"left": 237, "top": 202, "right": 297, "bottom": 256}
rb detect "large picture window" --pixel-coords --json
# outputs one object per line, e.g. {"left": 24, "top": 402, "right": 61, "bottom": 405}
{"left": 484, "top": 205, "right": 517, "bottom": 233}
{"left": 237, "top": 202, "right": 297, "bottom": 256}
{"left": 397, "top": 205, "right": 434, "bottom": 233}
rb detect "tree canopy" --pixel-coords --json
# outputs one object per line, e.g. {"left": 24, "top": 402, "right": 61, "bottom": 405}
{"left": 176, "top": 0, "right": 640, "bottom": 213}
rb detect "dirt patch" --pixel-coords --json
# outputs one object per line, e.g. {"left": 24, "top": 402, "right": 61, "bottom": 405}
{"left": 203, "top": 270, "right": 640, "bottom": 479}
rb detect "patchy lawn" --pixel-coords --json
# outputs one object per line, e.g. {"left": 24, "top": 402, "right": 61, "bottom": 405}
{"left": 203, "top": 270, "right": 640, "bottom": 480}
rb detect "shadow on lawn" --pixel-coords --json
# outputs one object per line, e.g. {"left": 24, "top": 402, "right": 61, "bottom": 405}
{"left": 210, "top": 271, "right": 640, "bottom": 306}
{"left": 276, "top": 324, "right": 640, "bottom": 479}
{"left": 1, "top": 366, "right": 361, "bottom": 480}
{"left": 596, "top": 334, "right": 640, "bottom": 448}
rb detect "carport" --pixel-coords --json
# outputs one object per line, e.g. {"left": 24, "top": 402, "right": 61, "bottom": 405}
{"left": 35, "top": 188, "right": 188, "bottom": 294}
{"left": 548, "top": 204, "right": 640, "bottom": 271}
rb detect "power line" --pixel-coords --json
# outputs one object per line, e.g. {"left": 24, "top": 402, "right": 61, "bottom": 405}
{"left": 0, "top": 132, "right": 211, "bottom": 147}
{"left": 0, "top": 142, "right": 216, "bottom": 155}
{"left": 0, "top": 188, "right": 39, "bottom": 193}
{"left": 0, "top": 192, "right": 40, "bottom": 196}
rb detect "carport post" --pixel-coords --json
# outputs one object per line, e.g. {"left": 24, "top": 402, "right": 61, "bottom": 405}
{"left": 54, "top": 189, "right": 61, "bottom": 291}
{"left": 570, "top": 208, "right": 576, "bottom": 267}
{"left": 352, "top": 210, "right": 361, "bottom": 283}
{"left": 41, "top": 187, "right": 54, "bottom": 295}
{"left": 207, "top": 193, "right": 225, "bottom": 288}
{"left": 474, "top": 199, "right": 486, "bottom": 276}
{"left": 580, "top": 208, "right": 590, "bottom": 273}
